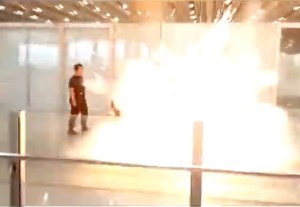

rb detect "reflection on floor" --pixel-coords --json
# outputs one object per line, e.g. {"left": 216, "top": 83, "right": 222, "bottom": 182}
{"left": 0, "top": 112, "right": 300, "bottom": 205}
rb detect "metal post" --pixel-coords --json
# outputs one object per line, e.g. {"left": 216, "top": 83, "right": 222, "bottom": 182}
{"left": 190, "top": 122, "right": 203, "bottom": 207}
{"left": 9, "top": 111, "right": 26, "bottom": 207}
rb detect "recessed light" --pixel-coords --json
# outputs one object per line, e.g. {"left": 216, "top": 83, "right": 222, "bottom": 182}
{"left": 293, "top": 6, "right": 300, "bottom": 11}
{"left": 112, "top": 17, "right": 119, "bottom": 22}
{"left": 29, "top": 15, "right": 39, "bottom": 20}
{"left": 0, "top": 5, "right": 5, "bottom": 10}
{"left": 64, "top": 17, "right": 70, "bottom": 22}
{"left": 278, "top": 17, "right": 286, "bottom": 21}
{"left": 19, "top": 5, "right": 26, "bottom": 10}
{"left": 190, "top": 15, "right": 196, "bottom": 19}
{"left": 32, "top": 7, "right": 42, "bottom": 13}
{"left": 224, "top": 0, "right": 232, "bottom": 5}
{"left": 69, "top": 10, "right": 78, "bottom": 15}
{"left": 188, "top": 3, "right": 194, "bottom": 8}
{"left": 46, "top": 19, "right": 52, "bottom": 23}
{"left": 122, "top": 4, "right": 128, "bottom": 10}
{"left": 13, "top": 10, "right": 24, "bottom": 15}
{"left": 105, "top": 12, "right": 110, "bottom": 17}
{"left": 55, "top": 4, "right": 64, "bottom": 10}
{"left": 190, "top": 10, "right": 195, "bottom": 15}
{"left": 78, "top": 0, "right": 89, "bottom": 6}
{"left": 93, "top": 6, "right": 100, "bottom": 12}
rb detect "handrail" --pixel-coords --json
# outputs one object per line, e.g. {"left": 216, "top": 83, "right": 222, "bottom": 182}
{"left": 1, "top": 152, "right": 300, "bottom": 179}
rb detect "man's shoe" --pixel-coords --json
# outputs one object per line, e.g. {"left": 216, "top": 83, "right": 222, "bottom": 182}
{"left": 67, "top": 130, "right": 78, "bottom": 136}
{"left": 82, "top": 127, "right": 89, "bottom": 132}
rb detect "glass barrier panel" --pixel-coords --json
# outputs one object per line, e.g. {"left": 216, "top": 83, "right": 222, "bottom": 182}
{"left": 0, "top": 158, "right": 10, "bottom": 205}
{"left": 1, "top": 156, "right": 300, "bottom": 205}
{"left": 24, "top": 160, "right": 190, "bottom": 205}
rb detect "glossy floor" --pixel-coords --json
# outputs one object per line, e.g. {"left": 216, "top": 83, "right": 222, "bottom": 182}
{"left": 0, "top": 112, "right": 300, "bottom": 205}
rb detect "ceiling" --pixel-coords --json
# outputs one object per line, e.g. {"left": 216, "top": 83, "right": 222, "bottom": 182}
{"left": 0, "top": 0, "right": 299, "bottom": 23}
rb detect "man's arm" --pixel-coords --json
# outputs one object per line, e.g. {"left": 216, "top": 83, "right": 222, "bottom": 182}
{"left": 69, "top": 79, "right": 76, "bottom": 106}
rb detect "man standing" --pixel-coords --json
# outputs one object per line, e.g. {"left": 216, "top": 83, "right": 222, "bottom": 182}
{"left": 68, "top": 63, "right": 89, "bottom": 135}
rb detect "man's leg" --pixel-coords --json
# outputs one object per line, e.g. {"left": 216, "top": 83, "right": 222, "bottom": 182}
{"left": 68, "top": 104, "right": 79, "bottom": 135}
{"left": 81, "top": 102, "right": 89, "bottom": 131}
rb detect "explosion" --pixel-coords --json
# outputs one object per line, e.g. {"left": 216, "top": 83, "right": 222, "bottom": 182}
{"left": 73, "top": 21, "right": 297, "bottom": 173}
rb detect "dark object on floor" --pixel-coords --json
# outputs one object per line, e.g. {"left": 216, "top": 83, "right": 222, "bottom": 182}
{"left": 111, "top": 101, "right": 121, "bottom": 117}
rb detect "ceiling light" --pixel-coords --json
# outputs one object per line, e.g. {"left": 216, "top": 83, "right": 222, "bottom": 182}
{"left": 190, "top": 15, "right": 196, "bottom": 19}
{"left": 29, "top": 15, "right": 39, "bottom": 20}
{"left": 112, "top": 17, "right": 119, "bottom": 22}
{"left": 78, "top": 0, "right": 89, "bottom": 6}
{"left": 188, "top": 2, "right": 194, "bottom": 8}
{"left": 170, "top": 8, "right": 175, "bottom": 18}
{"left": 19, "top": 5, "right": 26, "bottom": 10}
{"left": 13, "top": 10, "right": 24, "bottom": 15}
{"left": 93, "top": 7, "right": 100, "bottom": 12}
{"left": 137, "top": 10, "right": 142, "bottom": 15}
{"left": 293, "top": 6, "right": 300, "bottom": 11}
{"left": 224, "top": 0, "right": 232, "bottom": 5}
{"left": 69, "top": 10, "right": 78, "bottom": 15}
{"left": 55, "top": 4, "right": 64, "bottom": 10}
{"left": 122, "top": 3, "right": 128, "bottom": 10}
{"left": 46, "top": 19, "right": 52, "bottom": 23}
{"left": 105, "top": 12, "right": 110, "bottom": 17}
{"left": 278, "top": 17, "right": 286, "bottom": 21}
{"left": 190, "top": 10, "right": 195, "bottom": 15}
{"left": 32, "top": 7, "right": 42, "bottom": 13}
{"left": 64, "top": 17, "right": 70, "bottom": 22}
{"left": 0, "top": 5, "right": 5, "bottom": 10}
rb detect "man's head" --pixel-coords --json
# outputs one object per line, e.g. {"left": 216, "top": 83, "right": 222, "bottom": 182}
{"left": 74, "top": 63, "right": 83, "bottom": 76}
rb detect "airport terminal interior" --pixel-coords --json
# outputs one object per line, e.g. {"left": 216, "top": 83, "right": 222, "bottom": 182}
{"left": 1, "top": 0, "right": 300, "bottom": 205}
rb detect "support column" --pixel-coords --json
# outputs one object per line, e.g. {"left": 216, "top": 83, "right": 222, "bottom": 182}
{"left": 108, "top": 23, "right": 117, "bottom": 111}
{"left": 58, "top": 23, "right": 67, "bottom": 112}
{"left": 190, "top": 122, "right": 203, "bottom": 207}
{"left": 25, "top": 29, "right": 31, "bottom": 110}
{"left": 9, "top": 111, "right": 26, "bottom": 207}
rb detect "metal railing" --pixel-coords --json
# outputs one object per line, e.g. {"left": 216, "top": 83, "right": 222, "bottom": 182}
{"left": 5, "top": 111, "right": 300, "bottom": 206}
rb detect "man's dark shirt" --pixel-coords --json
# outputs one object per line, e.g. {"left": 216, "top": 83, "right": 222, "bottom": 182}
{"left": 69, "top": 75, "right": 86, "bottom": 103}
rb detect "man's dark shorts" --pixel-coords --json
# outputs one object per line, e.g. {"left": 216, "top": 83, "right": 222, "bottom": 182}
{"left": 70, "top": 100, "right": 88, "bottom": 116}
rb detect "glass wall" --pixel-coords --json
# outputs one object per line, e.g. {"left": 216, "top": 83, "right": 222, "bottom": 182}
{"left": 0, "top": 28, "right": 28, "bottom": 153}
{"left": 0, "top": 28, "right": 28, "bottom": 111}
{"left": 28, "top": 28, "right": 60, "bottom": 111}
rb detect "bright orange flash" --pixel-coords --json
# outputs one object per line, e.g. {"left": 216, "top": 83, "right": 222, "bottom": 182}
{"left": 77, "top": 22, "right": 296, "bottom": 174}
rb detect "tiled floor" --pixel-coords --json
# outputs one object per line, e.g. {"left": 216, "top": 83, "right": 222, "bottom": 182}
{"left": 0, "top": 111, "right": 300, "bottom": 205}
